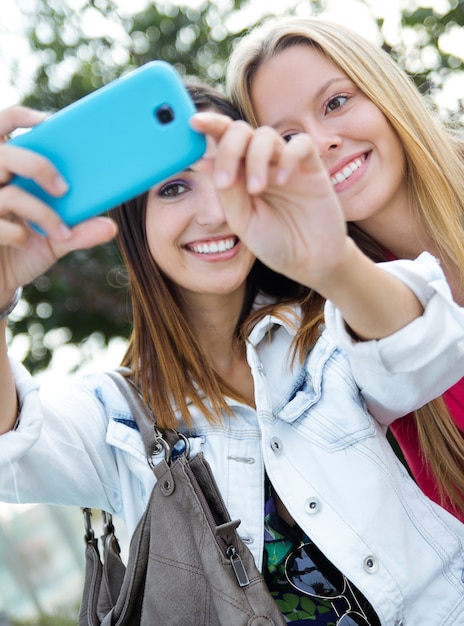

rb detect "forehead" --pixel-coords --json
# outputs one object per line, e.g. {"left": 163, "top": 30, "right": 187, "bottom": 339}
{"left": 250, "top": 45, "right": 347, "bottom": 126}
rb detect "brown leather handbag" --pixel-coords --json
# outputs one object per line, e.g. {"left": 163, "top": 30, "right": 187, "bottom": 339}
{"left": 78, "top": 371, "right": 285, "bottom": 626}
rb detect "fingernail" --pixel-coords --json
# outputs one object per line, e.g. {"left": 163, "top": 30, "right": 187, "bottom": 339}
{"left": 214, "top": 170, "right": 231, "bottom": 189}
{"left": 247, "top": 175, "right": 263, "bottom": 194}
{"left": 28, "top": 110, "right": 47, "bottom": 122}
{"left": 53, "top": 175, "right": 69, "bottom": 194}
{"left": 192, "top": 112, "right": 210, "bottom": 121}
{"left": 57, "top": 223, "right": 72, "bottom": 239}
{"left": 276, "top": 169, "right": 288, "bottom": 185}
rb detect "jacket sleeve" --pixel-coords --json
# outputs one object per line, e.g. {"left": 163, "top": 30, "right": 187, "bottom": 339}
{"left": 0, "top": 357, "right": 123, "bottom": 513}
{"left": 324, "top": 252, "right": 464, "bottom": 425}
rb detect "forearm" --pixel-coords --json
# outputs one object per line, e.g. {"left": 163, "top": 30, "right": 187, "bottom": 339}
{"left": 317, "top": 239, "right": 423, "bottom": 340}
{"left": 0, "top": 319, "right": 19, "bottom": 433}
{"left": 324, "top": 251, "right": 464, "bottom": 423}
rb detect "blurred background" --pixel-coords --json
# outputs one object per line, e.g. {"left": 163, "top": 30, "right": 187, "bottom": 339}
{"left": 1, "top": 0, "right": 463, "bottom": 622}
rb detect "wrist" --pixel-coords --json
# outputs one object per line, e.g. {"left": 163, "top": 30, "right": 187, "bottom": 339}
{"left": 0, "top": 287, "right": 23, "bottom": 320}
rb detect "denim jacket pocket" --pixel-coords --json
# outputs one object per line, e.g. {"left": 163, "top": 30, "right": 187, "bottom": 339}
{"left": 277, "top": 334, "right": 376, "bottom": 450}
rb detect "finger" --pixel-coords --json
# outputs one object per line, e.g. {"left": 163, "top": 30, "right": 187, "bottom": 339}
{"left": 216, "top": 184, "right": 251, "bottom": 237}
{"left": 49, "top": 217, "right": 117, "bottom": 258}
{"left": 192, "top": 113, "right": 255, "bottom": 188}
{"left": 190, "top": 111, "right": 234, "bottom": 143}
{"left": 274, "top": 133, "right": 321, "bottom": 184}
{"left": 0, "top": 185, "right": 71, "bottom": 240}
{"left": 0, "top": 106, "right": 47, "bottom": 138}
{"left": 0, "top": 216, "right": 32, "bottom": 249}
{"left": 244, "top": 126, "right": 286, "bottom": 194}
{"left": 212, "top": 120, "right": 256, "bottom": 189}
{"left": 0, "top": 144, "right": 68, "bottom": 195}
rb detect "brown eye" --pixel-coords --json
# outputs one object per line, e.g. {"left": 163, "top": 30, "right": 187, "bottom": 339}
{"left": 282, "top": 133, "right": 299, "bottom": 143}
{"left": 326, "top": 95, "right": 348, "bottom": 113}
{"left": 158, "top": 181, "right": 188, "bottom": 198}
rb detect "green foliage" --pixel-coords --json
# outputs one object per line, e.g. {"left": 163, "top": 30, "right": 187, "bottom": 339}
{"left": 11, "top": 616, "right": 75, "bottom": 626}
{"left": 10, "top": 602, "right": 79, "bottom": 626}
{"left": 8, "top": 241, "right": 131, "bottom": 372}
{"left": 21, "top": 0, "right": 258, "bottom": 112}
{"left": 390, "top": 0, "right": 464, "bottom": 107}
{"left": 12, "top": 615, "right": 76, "bottom": 626}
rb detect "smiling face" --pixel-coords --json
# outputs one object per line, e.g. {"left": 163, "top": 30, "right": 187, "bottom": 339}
{"left": 250, "top": 45, "right": 409, "bottom": 231}
{"left": 145, "top": 146, "right": 255, "bottom": 306}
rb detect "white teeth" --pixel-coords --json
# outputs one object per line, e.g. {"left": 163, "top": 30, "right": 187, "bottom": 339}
{"left": 191, "top": 237, "right": 236, "bottom": 254}
{"left": 331, "top": 157, "right": 363, "bottom": 186}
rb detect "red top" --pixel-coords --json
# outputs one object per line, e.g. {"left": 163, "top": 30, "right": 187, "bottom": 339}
{"left": 384, "top": 249, "right": 464, "bottom": 521}
{"left": 390, "top": 380, "right": 464, "bottom": 523}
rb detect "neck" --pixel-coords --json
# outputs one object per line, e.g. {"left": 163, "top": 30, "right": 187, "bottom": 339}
{"left": 179, "top": 289, "right": 255, "bottom": 404}
{"left": 356, "top": 207, "right": 431, "bottom": 261}
{"left": 181, "top": 288, "right": 245, "bottom": 362}
{"left": 356, "top": 215, "right": 464, "bottom": 305}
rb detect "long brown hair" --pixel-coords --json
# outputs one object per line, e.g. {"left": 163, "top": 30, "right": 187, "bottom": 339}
{"left": 227, "top": 16, "right": 464, "bottom": 514}
{"left": 112, "top": 81, "right": 324, "bottom": 429}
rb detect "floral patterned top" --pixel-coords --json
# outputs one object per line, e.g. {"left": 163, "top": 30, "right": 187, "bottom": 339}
{"left": 263, "top": 476, "right": 339, "bottom": 624}
{"left": 262, "top": 476, "right": 378, "bottom": 625}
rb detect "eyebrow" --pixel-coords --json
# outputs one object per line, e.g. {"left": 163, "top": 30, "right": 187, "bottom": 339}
{"left": 268, "top": 76, "right": 349, "bottom": 129}
{"left": 314, "top": 76, "right": 348, "bottom": 101}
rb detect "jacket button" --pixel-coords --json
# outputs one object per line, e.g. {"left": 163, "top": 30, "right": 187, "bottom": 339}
{"left": 271, "top": 437, "right": 284, "bottom": 454}
{"left": 270, "top": 437, "right": 283, "bottom": 454}
{"left": 304, "top": 497, "right": 321, "bottom": 514}
{"left": 394, "top": 621, "right": 404, "bottom": 626}
{"left": 363, "top": 555, "right": 378, "bottom": 573}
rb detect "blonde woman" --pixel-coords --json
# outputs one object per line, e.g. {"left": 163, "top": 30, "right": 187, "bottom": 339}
{"left": 227, "top": 15, "right": 464, "bottom": 522}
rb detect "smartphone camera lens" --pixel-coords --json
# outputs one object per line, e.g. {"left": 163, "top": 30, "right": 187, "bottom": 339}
{"left": 156, "top": 105, "right": 175, "bottom": 125}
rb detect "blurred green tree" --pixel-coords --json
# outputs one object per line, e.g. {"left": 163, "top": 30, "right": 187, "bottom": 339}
{"left": 386, "top": 1, "right": 464, "bottom": 113}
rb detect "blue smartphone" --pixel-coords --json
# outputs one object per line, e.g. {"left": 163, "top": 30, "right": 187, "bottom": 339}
{"left": 9, "top": 61, "right": 207, "bottom": 227}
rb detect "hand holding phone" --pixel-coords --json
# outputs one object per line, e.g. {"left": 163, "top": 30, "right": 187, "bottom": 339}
{"left": 8, "top": 61, "right": 207, "bottom": 228}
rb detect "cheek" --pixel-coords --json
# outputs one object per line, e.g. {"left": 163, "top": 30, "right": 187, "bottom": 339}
{"left": 381, "top": 124, "right": 407, "bottom": 182}
{"left": 145, "top": 209, "right": 172, "bottom": 266}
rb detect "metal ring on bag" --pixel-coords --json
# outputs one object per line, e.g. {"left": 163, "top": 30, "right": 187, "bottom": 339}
{"left": 102, "top": 511, "right": 114, "bottom": 535}
{"left": 82, "top": 507, "right": 95, "bottom": 542}
{"left": 146, "top": 431, "right": 191, "bottom": 471}
{"left": 148, "top": 435, "right": 171, "bottom": 471}
{"left": 175, "top": 431, "right": 191, "bottom": 459}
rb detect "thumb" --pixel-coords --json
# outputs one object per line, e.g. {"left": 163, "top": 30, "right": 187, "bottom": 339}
{"left": 50, "top": 216, "right": 117, "bottom": 257}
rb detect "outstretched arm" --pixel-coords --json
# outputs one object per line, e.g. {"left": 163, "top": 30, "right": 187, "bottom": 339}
{"left": 191, "top": 112, "right": 422, "bottom": 340}
{"left": 0, "top": 106, "right": 117, "bottom": 434}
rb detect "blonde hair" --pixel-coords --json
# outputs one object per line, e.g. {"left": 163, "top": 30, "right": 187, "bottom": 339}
{"left": 227, "top": 16, "right": 464, "bottom": 514}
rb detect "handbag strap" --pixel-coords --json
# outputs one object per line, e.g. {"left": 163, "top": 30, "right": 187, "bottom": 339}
{"left": 80, "top": 370, "right": 166, "bottom": 542}
{"left": 106, "top": 369, "right": 163, "bottom": 456}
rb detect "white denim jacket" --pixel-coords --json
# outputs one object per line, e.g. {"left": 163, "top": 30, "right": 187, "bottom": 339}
{"left": 2, "top": 253, "right": 464, "bottom": 626}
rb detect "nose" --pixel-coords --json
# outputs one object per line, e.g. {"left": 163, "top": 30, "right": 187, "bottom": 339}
{"left": 195, "top": 184, "right": 227, "bottom": 227}
{"left": 302, "top": 118, "right": 341, "bottom": 158}
{"left": 189, "top": 155, "right": 228, "bottom": 227}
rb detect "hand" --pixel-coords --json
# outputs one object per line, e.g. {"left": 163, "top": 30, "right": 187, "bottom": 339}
{"left": 192, "top": 112, "right": 424, "bottom": 340}
{"left": 0, "top": 106, "right": 117, "bottom": 305}
{"left": 191, "top": 112, "right": 349, "bottom": 293}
